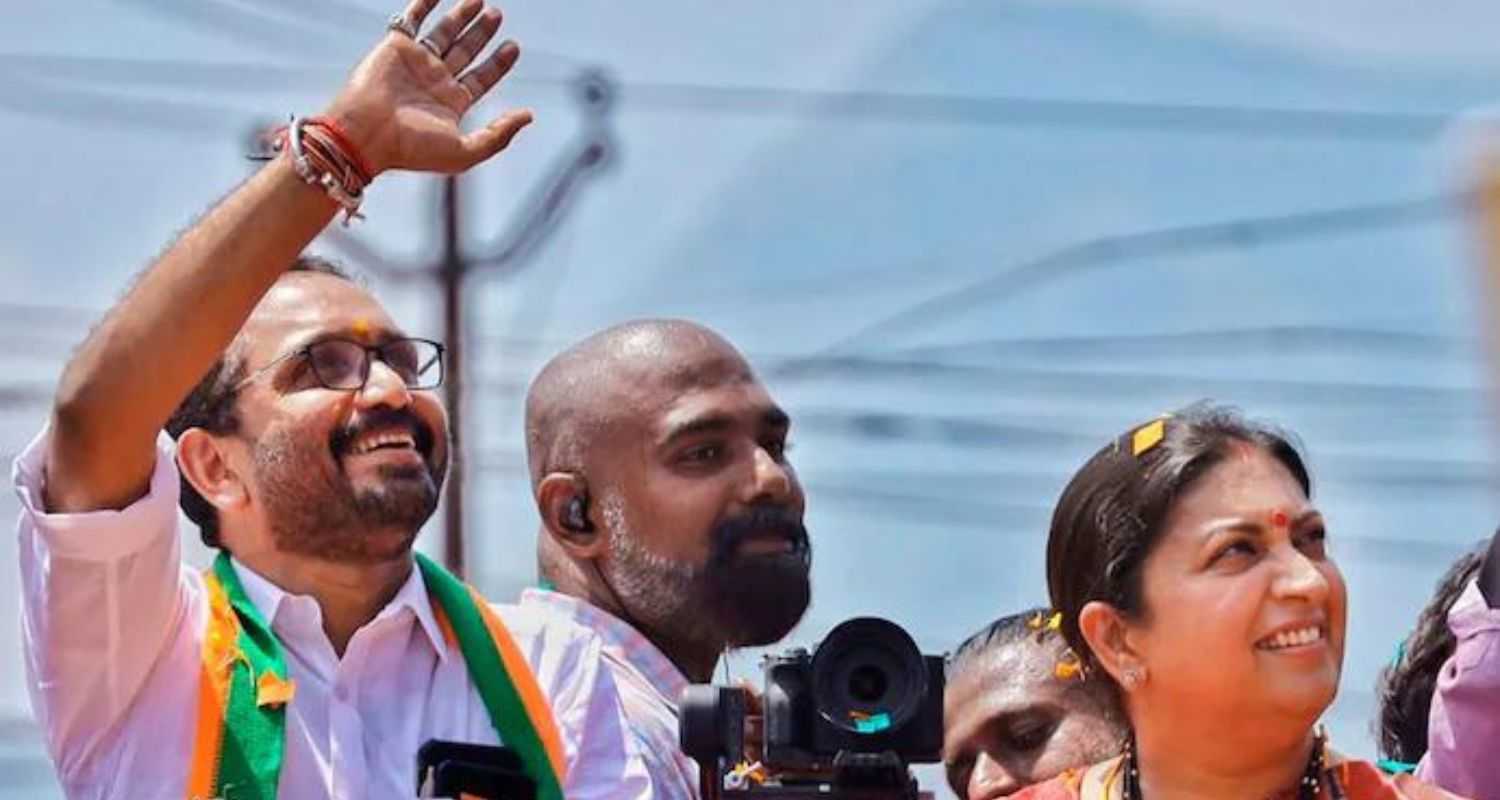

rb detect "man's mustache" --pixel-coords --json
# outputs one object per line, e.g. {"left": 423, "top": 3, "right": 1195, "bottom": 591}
{"left": 328, "top": 407, "right": 437, "bottom": 460}
{"left": 708, "top": 504, "right": 810, "bottom": 567}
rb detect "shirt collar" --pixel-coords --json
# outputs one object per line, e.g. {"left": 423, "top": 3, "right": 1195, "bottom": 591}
{"left": 521, "top": 588, "right": 690, "bottom": 703}
{"left": 228, "top": 555, "right": 453, "bottom": 663}
{"left": 1449, "top": 576, "right": 1500, "bottom": 637}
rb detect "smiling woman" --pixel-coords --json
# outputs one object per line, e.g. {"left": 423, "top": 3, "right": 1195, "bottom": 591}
{"left": 1010, "top": 404, "right": 1468, "bottom": 800}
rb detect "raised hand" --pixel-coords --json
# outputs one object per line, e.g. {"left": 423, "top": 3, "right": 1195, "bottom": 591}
{"left": 326, "top": 0, "right": 533, "bottom": 177}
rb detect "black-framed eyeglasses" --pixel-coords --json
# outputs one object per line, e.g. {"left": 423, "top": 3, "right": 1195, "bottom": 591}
{"left": 234, "top": 337, "right": 445, "bottom": 393}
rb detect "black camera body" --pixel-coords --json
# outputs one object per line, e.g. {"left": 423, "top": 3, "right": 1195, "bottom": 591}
{"left": 415, "top": 740, "right": 536, "bottom": 800}
{"left": 681, "top": 617, "right": 944, "bottom": 799}
{"left": 762, "top": 618, "right": 944, "bottom": 771}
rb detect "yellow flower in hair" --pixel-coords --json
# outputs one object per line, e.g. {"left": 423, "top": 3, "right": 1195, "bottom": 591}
{"left": 1045, "top": 612, "right": 1062, "bottom": 631}
{"left": 1054, "top": 645, "right": 1085, "bottom": 682}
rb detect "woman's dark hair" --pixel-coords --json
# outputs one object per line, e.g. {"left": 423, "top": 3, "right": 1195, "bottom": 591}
{"left": 163, "top": 254, "right": 355, "bottom": 548}
{"left": 1045, "top": 403, "right": 1311, "bottom": 684}
{"left": 1374, "top": 545, "right": 1484, "bottom": 764}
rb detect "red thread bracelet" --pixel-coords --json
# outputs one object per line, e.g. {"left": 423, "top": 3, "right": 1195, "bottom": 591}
{"left": 306, "top": 116, "right": 375, "bottom": 185}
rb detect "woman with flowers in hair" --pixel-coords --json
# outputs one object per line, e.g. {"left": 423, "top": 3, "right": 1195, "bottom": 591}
{"left": 1010, "top": 404, "right": 1465, "bottom": 800}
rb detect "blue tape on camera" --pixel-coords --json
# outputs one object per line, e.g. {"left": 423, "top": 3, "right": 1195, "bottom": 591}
{"left": 1377, "top": 759, "right": 1418, "bottom": 775}
{"left": 853, "top": 713, "right": 891, "bottom": 734}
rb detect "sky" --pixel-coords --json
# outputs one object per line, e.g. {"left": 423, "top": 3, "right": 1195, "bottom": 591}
{"left": 4, "top": 1, "right": 1500, "bottom": 797}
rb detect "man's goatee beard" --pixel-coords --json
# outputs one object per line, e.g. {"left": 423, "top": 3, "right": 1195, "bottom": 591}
{"left": 703, "top": 551, "right": 812, "bottom": 646}
{"left": 253, "top": 419, "right": 445, "bottom": 563}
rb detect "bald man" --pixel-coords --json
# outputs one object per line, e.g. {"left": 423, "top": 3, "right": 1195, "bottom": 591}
{"left": 516, "top": 319, "right": 812, "bottom": 799}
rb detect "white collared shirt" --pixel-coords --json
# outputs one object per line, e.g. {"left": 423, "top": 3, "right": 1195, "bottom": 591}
{"left": 14, "top": 428, "right": 651, "bottom": 800}
{"left": 520, "top": 589, "right": 700, "bottom": 800}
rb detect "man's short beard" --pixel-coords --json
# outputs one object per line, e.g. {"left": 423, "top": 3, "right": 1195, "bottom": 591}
{"left": 602, "top": 492, "right": 812, "bottom": 649}
{"left": 251, "top": 421, "right": 444, "bottom": 563}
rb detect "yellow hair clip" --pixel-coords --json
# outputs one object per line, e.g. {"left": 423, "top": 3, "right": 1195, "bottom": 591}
{"left": 1131, "top": 417, "right": 1167, "bottom": 456}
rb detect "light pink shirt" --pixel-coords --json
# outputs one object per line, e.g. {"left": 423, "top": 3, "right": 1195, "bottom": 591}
{"left": 521, "top": 589, "right": 701, "bottom": 800}
{"left": 15, "top": 428, "right": 651, "bottom": 800}
{"left": 1417, "top": 577, "right": 1500, "bottom": 799}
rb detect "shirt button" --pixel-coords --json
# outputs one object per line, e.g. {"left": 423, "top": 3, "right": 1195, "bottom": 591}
{"left": 334, "top": 684, "right": 351, "bottom": 703}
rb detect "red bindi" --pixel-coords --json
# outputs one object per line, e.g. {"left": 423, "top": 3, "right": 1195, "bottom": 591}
{"left": 1270, "top": 509, "right": 1290, "bottom": 529}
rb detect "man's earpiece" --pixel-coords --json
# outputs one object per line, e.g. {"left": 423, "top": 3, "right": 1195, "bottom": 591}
{"left": 563, "top": 493, "right": 594, "bottom": 535}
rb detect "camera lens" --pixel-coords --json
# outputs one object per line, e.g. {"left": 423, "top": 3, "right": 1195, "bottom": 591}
{"left": 811, "top": 617, "right": 927, "bottom": 736}
{"left": 848, "top": 665, "right": 888, "bottom": 703}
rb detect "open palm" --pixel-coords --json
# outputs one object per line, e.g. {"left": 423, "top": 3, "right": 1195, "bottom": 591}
{"left": 330, "top": 0, "right": 532, "bottom": 176}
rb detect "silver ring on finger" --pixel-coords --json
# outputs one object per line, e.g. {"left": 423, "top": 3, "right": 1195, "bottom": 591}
{"left": 386, "top": 13, "right": 419, "bottom": 39}
{"left": 419, "top": 36, "right": 445, "bottom": 58}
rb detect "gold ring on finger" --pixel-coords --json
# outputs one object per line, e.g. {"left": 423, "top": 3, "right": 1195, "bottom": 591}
{"left": 419, "top": 36, "right": 444, "bottom": 57}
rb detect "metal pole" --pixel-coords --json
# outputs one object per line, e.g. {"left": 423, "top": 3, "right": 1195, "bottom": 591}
{"left": 440, "top": 176, "right": 467, "bottom": 577}
{"left": 442, "top": 70, "right": 617, "bottom": 577}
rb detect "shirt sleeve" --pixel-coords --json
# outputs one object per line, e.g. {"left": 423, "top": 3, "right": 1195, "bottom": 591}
{"left": 496, "top": 603, "right": 654, "bottom": 799}
{"left": 13, "top": 426, "right": 195, "bottom": 781}
{"left": 1415, "top": 578, "right": 1500, "bottom": 797}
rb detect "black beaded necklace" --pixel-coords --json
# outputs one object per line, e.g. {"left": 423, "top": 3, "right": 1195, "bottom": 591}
{"left": 1120, "top": 727, "right": 1330, "bottom": 800}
